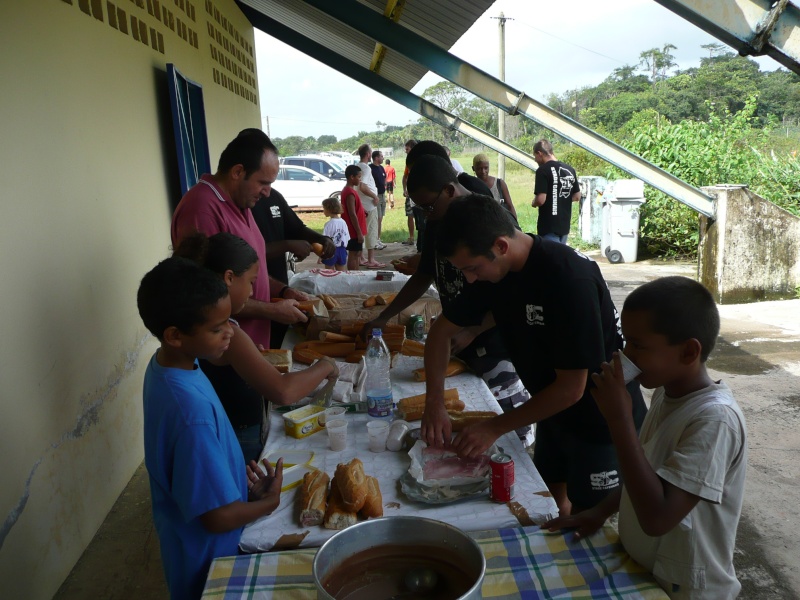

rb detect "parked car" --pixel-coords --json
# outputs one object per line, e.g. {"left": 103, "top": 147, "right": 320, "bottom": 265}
{"left": 273, "top": 164, "right": 341, "bottom": 209}
{"left": 281, "top": 155, "right": 347, "bottom": 180}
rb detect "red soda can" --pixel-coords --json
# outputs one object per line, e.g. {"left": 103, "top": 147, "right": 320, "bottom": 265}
{"left": 490, "top": 453, "right": 515, "bottom": 502}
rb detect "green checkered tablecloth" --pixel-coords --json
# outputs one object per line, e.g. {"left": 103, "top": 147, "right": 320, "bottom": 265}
{"left": 203, "top": 524, "right": 668, "bottom": 599}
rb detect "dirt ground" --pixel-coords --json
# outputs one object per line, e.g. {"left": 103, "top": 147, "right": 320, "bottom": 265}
{"left": 54, "top": 243, "right": 800, "bottom": 599}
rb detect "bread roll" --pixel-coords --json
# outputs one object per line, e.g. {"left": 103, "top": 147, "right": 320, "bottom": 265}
{"left": 359, "top": 476, "right": 383, "bottom": 519}
{"left": 412, "top": 359, "right": 467, "bottom": 382}
{"left": 323, "top": 479, "right": 358, "bottom": 530}
{"left": 293, "top": 348, "right": 325, "bottom": 365}
{"left": 260, "top": 349, "right": 292, "bottom": 374}
{"left": 335, "top": 458, "right": 368, "bottom": 512}
{"left": 397, "top": 389, "right": 464, "bottom": 421}
{"left": 448, "top": 410, "right": 499, "bottom": 432}
{"left": 298, "top": 470, "right": 329, "bottom": 527}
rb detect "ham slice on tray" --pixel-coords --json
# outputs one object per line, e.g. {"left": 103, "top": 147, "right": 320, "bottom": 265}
{"left": 421, "top": 447, "right": 491, "bottom": 481}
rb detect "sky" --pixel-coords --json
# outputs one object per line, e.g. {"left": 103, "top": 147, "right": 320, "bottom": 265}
{"left": 254, "top": 0, "right": 778, "bottom": 140}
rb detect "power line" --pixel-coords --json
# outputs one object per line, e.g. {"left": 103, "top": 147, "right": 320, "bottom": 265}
{"left": 514, "top": 18, "right": 627, "bottom": 65}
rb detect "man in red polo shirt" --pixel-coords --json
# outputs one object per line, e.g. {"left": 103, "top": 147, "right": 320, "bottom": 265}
{"left": 171, "top": 129, "right": 308, "bottom": 459}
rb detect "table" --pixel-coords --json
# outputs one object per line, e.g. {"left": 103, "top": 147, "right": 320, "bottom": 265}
{"left": 239, "top": 355, "right": 558, "bottom": 553}
{"left": 204, "top": 524, "right": 669, "bottom": 599}
{"left": 288, "top": 269, "right": 438, "bottom": 298}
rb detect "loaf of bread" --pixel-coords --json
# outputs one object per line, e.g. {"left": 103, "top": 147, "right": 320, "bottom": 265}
{"left": 359, "top": 476, "right": 383, "bottom": 519}
{"left": 412, "top": 358, "right": 467, "bottom": 382}
{"left": 448, "top": 410, "right": 499, "bottom": 432}
{"left": 319, "top": 294, "right": 339, "bottom": 310}
{"left": 293, "top": 348, "right": 325, "bottom": 365}
{"left": 298, "top": 470, "right": 329, "bottom": 527}
{"left": 323, "top": 479, "right": 358, "bottom": 530}
{"left": 260, "top": 349, "right": 292, "bottom": 374}
{"left": 401, "top": 339, "right": 425, "bottom": 357}
{"left": 335, "top": 458, "right": 368, "bottom": 512}
{"left": 397, "top": 389, "right": 464, "bottom": 421}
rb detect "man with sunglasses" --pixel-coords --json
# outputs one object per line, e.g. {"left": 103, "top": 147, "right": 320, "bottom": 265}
{"left": 364, "top": 155, "right": 534, "bottom": 446}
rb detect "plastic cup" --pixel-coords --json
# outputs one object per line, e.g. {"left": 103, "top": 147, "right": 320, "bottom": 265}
{"left": 320, "top": 406, "right": 346, "bottom": 426}
{"left": 326, "top": 419, "right": 348, "bottom": 451}
{"left": 367, "top": 420, "right": 390, "bottom": 452}
{"left": 616, "top": 352, "right": 642, "bottom": 384}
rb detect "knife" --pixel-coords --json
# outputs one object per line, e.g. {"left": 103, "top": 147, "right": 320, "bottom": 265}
{"left": 311, "top": 376, "right": 338, "bottom": 408}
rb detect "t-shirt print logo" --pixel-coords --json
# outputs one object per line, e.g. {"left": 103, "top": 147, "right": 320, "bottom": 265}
{"left": 526, "top": 305, "right": 544, "bottom": 326}
{"left": 558, "top": 167, "right": 575, "bottom": 198}
{"left": 269, "top": 205, "right": 281, "bottom": 218}
{"left": 590, "top": 470, "right": 619, "bottom": 490}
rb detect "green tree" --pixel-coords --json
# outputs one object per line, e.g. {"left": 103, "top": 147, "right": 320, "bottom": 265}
{"left": 316, "top": 134, "right": 337, "bottom": 146}
{"left": 638, "top": 44, "right": 677, "bottom": 89}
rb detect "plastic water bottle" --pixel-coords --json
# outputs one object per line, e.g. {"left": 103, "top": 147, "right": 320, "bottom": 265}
{"left": 366, "top": 329, "right": 393, "bottom": 418}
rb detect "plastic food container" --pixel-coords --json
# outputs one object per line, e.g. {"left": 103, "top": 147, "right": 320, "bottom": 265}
{"left": 283, "top": 405, "right": 326, "bottom": 439}
{"left": 260, "top": 449, "right": 317, "bottom": 491}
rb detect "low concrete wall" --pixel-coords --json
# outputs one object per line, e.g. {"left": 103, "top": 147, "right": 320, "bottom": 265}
{"left": 699, "top": 185, "right": 800, "bottom": 303}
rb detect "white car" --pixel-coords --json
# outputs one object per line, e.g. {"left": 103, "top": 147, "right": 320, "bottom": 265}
{"left": 273, "top": 164, "right": 342, "bottom": 209}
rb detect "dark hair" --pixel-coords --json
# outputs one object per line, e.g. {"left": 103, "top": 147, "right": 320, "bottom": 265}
{"left": 345, "top": 164, "right": 362, "bottom": 179}
{"left": 623, "top": 277, "right": 719, "bottom": 362}
{"left": 173, "top": 232, "right": 258, "bottom": 276}
{"left": 357, "top": 143, "right": 371, "bottom": 160}
{"left": 218, "top": 129, "right": 278, "bottom": 177}
{"left": 407, "top": 155, "right": 457, "bottom": 196}
{"left": 406, "top": 140, "right": 448, "bottom": 168}
{"left": 371, "top": 150, "right": 382, "bottom": 160}
{"left": 137, "top": 257, "right": 228, "bottom": 340}
{"left": 385, "top": 159, "right": 391, "bottom": 165}
{"left": 533, "top": 139, "right": 553, "bottom": 155}
{"left": 404, "top": 139, "right": 417, "bottom": 148}
{"left": 436, "top": 194, "right": 516, "bottom": 259}
{"left": 322, "top": 196, "right": 342, "bottom": 214}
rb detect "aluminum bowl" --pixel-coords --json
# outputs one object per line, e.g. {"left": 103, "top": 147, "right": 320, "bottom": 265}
{"left": 313, "top": 516, "right": 485, "bottom": 599}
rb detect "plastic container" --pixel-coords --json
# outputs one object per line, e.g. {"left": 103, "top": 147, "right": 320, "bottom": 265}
{"left": 366, "top": 420, "right": 389, "bottom": 452}
{"left": 282, "top": 405, "right": 326, "bottom": 439}
{"left": 366, "top": 329, "right": 393, "bottom": 418}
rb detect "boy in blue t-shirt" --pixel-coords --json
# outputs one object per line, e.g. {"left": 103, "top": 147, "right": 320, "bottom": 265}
{"left": 137, "top": 257, "right": 284, "bottom": 600}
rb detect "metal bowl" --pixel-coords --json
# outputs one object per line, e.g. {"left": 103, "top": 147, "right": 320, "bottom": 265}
{"left": 313, "top": 516, "right": 485, "bottom": 599}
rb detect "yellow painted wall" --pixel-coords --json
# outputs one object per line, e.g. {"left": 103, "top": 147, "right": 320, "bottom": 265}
{"left": 0, "top": 1, "right": 260, "bottom": 597}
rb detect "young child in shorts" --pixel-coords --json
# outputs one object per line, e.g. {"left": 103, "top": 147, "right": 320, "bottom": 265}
{"left": 137, "top": 257, "right": 284, "bottom": 600}
{"left": 545, "top": 276, "right": 747, "bottom": 599}
{"left": 341, "top": 164, "right": 366, "bottom": 271}
{"left": 320, "top": 196, "right": 349, "bottom": 271}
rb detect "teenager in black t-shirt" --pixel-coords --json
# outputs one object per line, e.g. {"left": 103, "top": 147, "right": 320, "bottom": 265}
{"left": 532, "top": 139, "right": 581, "bottom": 243}
{"left": 427, "top": 195, "right": 646, "bottom": 513}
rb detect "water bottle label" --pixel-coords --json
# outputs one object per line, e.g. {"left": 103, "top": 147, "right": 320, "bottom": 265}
{"left": 367, "top": 392, "right": 393, "bottom": 418}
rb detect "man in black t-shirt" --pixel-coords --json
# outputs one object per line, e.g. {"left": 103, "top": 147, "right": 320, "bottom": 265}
{"left": 427, "top": 195, "right": 646, "bottom": 514}
{"left": 369, "top": 150, "right": 388, "bottom": 249}
{"left": 532, "top": 139, "right": 581, "bottom": 244}
{"left": 252, "top": 189, "right": 334, "bottom": 347}
{"left": 364, "top": 155, "right": 534, "bottom": 446}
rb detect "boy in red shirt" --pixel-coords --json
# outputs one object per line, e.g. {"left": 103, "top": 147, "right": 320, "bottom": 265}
{"left": 341, "top": 165, "right": 367, "bottom": 271}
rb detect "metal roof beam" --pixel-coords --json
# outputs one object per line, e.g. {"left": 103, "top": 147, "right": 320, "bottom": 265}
{"left": 652, "top": 0, "right": 800, "bottom": 76}
{"left": 238, "top": 4, "right": 538, "bottom": 171}
{"left": 300, "top": 0, "right": 715, "bottom": 218}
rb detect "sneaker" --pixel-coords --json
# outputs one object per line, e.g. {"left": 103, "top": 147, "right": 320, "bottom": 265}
{"left": 375, "top": 240, "right": 387, "bottom": 250}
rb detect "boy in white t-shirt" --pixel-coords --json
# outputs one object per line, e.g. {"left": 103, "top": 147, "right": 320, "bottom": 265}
{"left": 545, "top": 276, "right": 747, "bottom": 599}
{"left": 320, "top": 197, "right": 349, "bottom": 271}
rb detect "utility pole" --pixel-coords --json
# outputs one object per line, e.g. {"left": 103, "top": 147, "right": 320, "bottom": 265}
{"left": 492, "top": 12, "right": 512, "bottom": 180}
{"left": 263, "top": 115, "right": 271, "bottom": 137}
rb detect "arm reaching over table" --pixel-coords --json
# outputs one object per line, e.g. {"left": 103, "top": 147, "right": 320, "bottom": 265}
{"left": 420, "top": 315, "right": 461, "bottom": 447}
{"left": 543, "top": 488, "right": 621, "bottom": 541}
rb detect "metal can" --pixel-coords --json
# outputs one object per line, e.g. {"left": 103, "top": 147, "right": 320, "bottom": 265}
{"left": 490, "top": 453, "right": 515, "bottom": 502}
{"left": 406, "top": 314, "right": 425, "bottom": 340}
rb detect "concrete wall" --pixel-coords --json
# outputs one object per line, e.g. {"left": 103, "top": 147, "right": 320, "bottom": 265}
{"left": 699, "top": 185, "right": 800, "bottom": 303}
{"left": 0, "top": 1, "right": 260, "bottom": 597}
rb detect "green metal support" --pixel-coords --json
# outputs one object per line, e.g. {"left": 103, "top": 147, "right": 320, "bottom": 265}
{"left": 290, "top": 0, "right": 715, "bottom": 217}
{"left": 652, "top": 0, "right": 800, "bottom": 75}
{"left": 238, "top": 3, "right": 538, "bottom": 171}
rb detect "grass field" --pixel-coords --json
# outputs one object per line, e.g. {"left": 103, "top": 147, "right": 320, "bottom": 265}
{"left": 298, "top": 152, "right": 591, "bottom": 250}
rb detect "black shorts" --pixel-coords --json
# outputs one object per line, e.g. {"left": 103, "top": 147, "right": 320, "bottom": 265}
{"left": 346, "top": 239, "right": 363, "bottom": 252}
{"left": 386, "top": 182, "right": 394, "bottom": 192}
{"left": 533, "top": 418, "right": 623, "bottom": 510}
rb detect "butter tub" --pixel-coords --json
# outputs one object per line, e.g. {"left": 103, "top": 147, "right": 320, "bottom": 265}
{"left": 283, "top": 404, "right": 326, "bottom": 439}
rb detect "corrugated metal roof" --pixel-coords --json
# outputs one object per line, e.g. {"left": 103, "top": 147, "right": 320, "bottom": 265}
{"left": 238, "top": 0, "right": 495, "bottom": 90}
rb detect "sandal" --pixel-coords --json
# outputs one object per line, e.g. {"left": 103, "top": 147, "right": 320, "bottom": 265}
{"left": 362, "top": 261, "right": 387, "bottom": 269}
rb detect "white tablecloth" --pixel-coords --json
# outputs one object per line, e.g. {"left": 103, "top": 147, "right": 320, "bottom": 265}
{"left": 239, "top": 355, "right": 558, "bottom": 552}
{"left": 288, "top": 269, "right": 438, "bottom": 298}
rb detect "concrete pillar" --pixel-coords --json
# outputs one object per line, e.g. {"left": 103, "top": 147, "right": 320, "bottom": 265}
{"left": 699, "top": 185, "right": 800, "bottom": 303}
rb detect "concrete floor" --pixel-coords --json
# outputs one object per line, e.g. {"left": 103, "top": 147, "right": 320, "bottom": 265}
{"left": 53, "top": 243, "right": 800, "bottom": 599}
